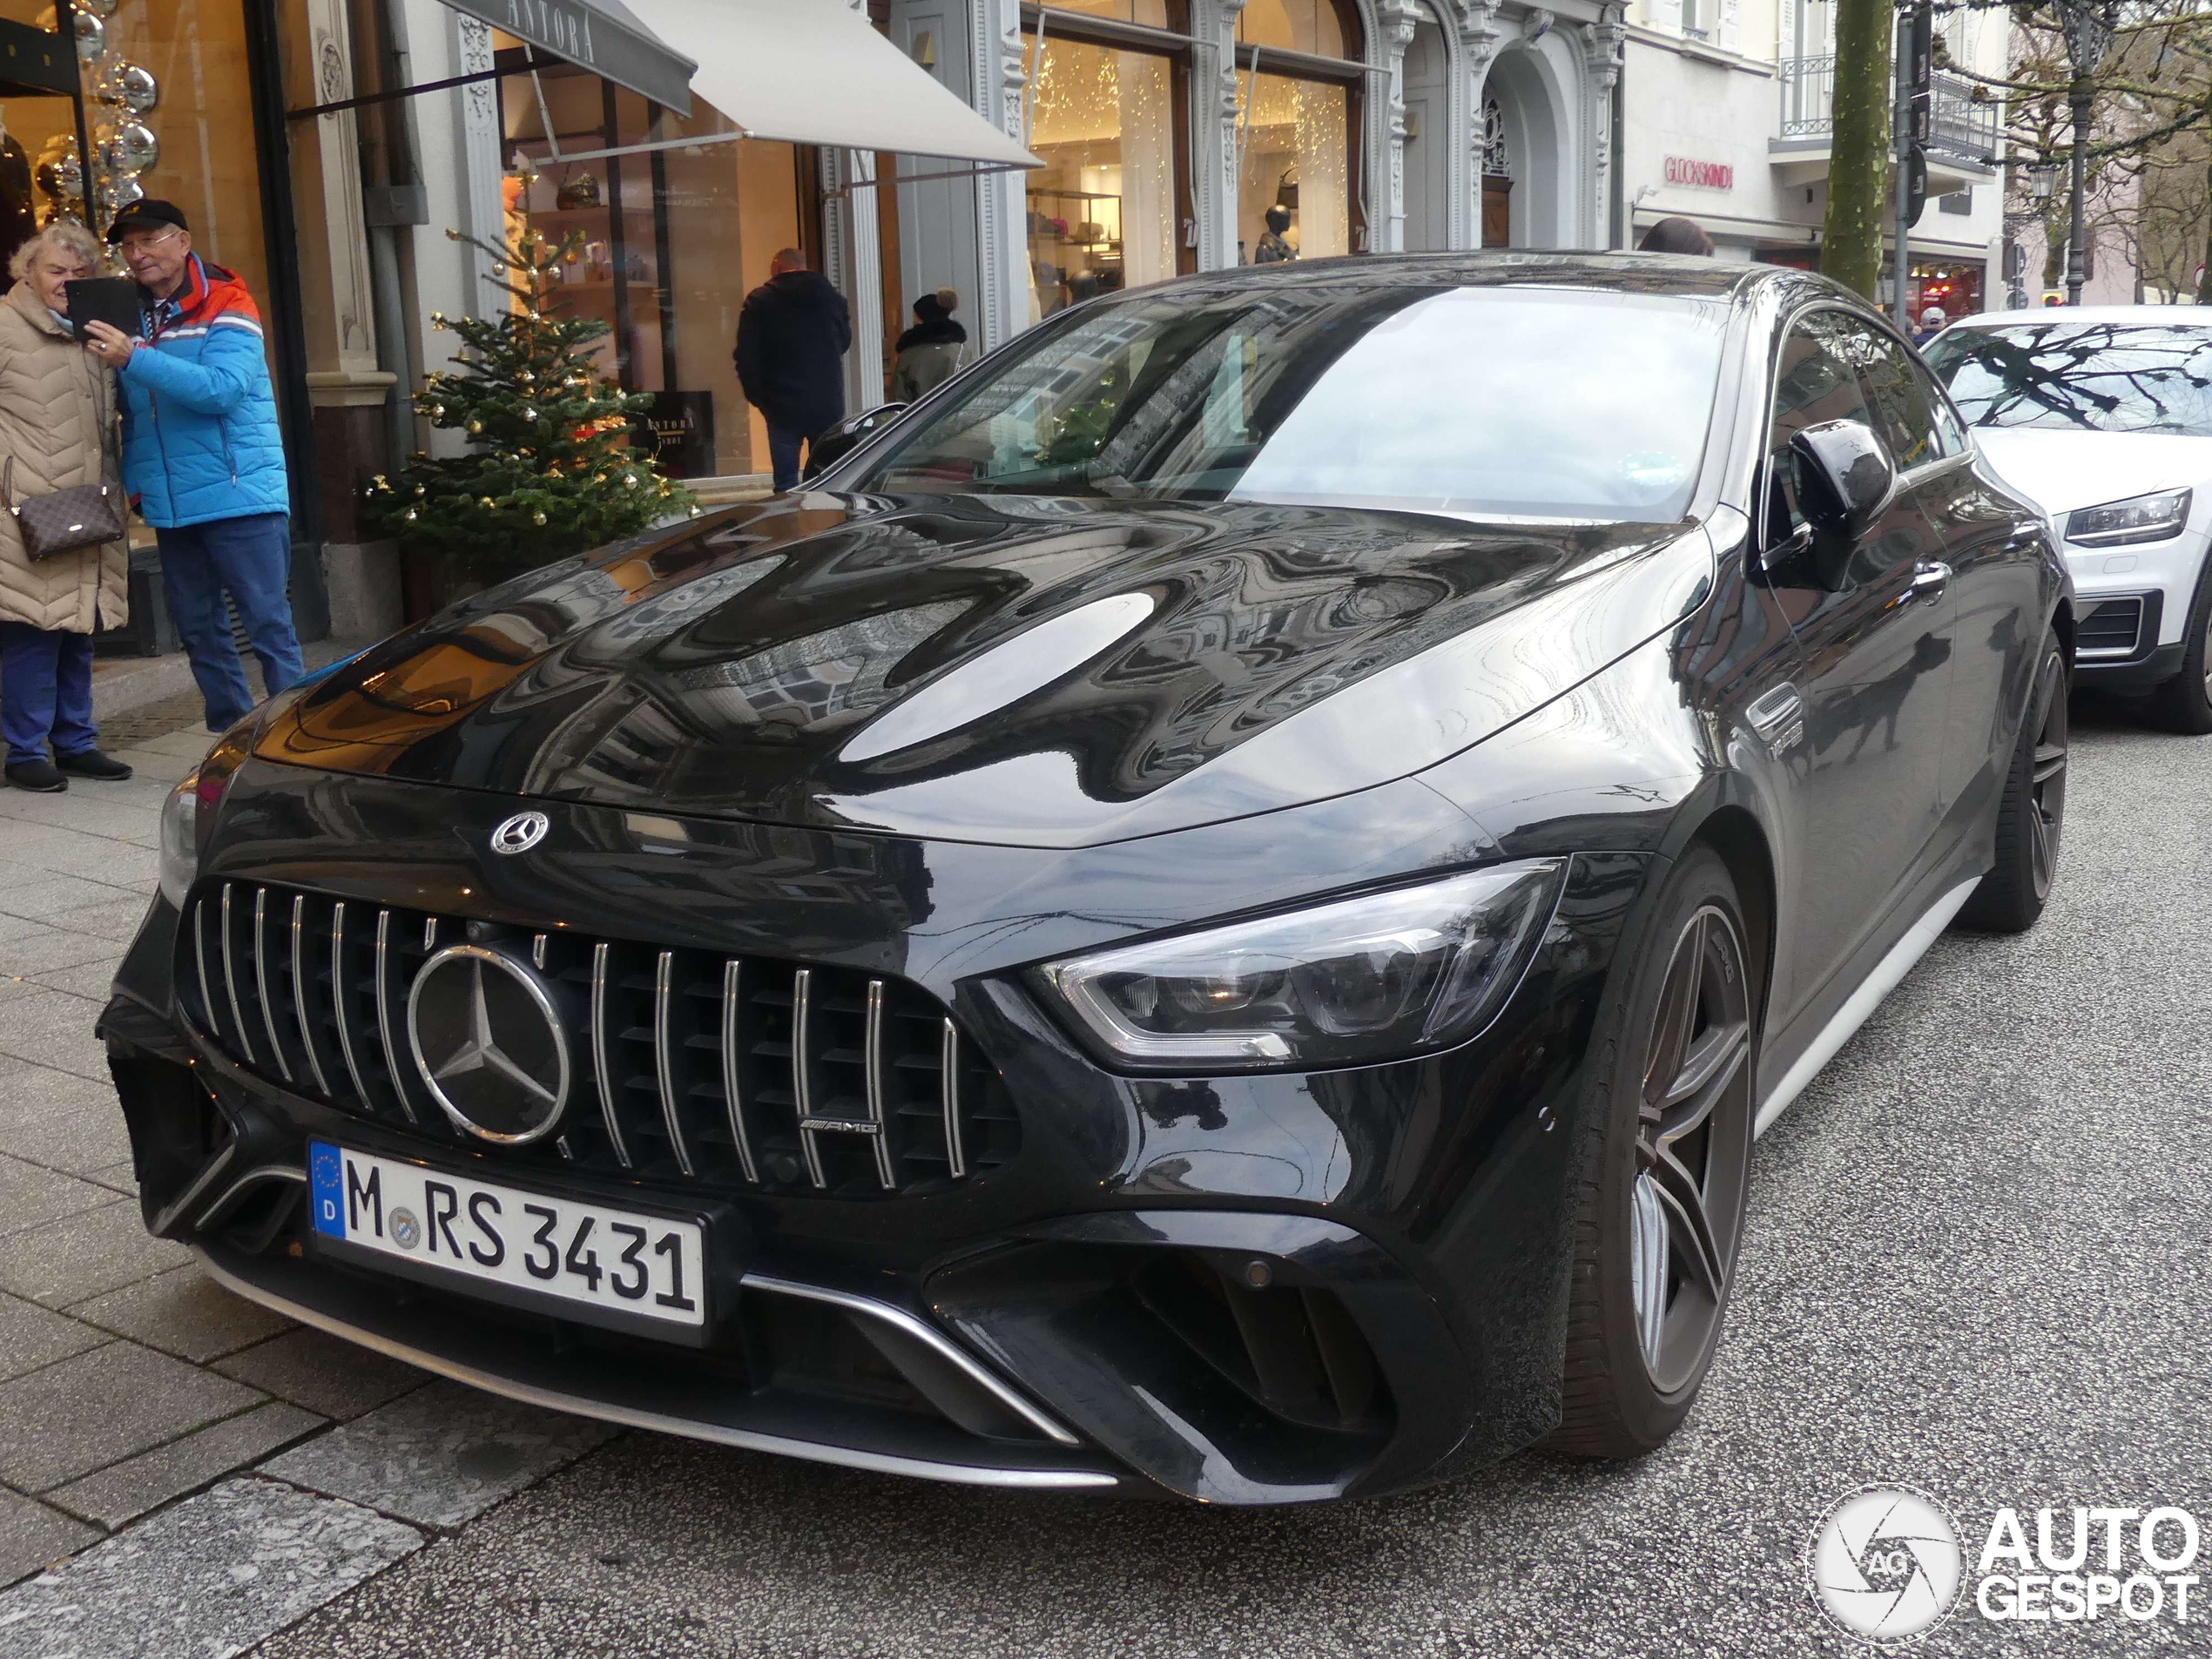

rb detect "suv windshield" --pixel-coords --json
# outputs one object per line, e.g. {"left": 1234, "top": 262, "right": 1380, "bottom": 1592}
{"left": 1924, "top": 321, "right": 2212, "bottom": 435}
{"left": 853, "top": 285, "right": 1729, "bottom": 522}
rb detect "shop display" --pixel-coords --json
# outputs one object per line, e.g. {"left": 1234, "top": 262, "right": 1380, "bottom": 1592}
{"left": 29, "top": 3, "right": 160, "bottom": 239}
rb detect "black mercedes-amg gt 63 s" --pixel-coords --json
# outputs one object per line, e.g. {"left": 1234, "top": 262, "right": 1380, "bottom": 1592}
{"left": 102, "top": 255, "right": 2069, "bottom": 1505}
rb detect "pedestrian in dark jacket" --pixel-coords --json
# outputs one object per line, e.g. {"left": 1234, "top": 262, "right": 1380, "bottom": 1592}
{"left": 733, "top": 248, "right": 852, "bottom": 491}
{"left": 892, "top": 287, "right": 968, "bottom": 401}
{"left": 81, "top": 199, "right": 301, "bottom": 734}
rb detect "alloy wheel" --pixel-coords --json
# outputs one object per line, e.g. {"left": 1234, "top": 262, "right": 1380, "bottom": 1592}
{"left": 2029, "top": 650, "right": 2068, "bottom": 902}
{"left": 1629, "top": 904, "right": 1753, "bottom": 1394}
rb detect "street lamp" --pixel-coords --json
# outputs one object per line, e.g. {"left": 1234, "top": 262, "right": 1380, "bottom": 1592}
{"left": 2028, "top": 163, "right": 2057, "bottom": 203}
{"left": 2053, "top": 0, "right": 2118, "bottom": 306}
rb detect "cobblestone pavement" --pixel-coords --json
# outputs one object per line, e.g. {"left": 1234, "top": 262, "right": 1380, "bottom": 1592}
{"left": 0, "top": 695, "right": 2204, "bottom": 1657}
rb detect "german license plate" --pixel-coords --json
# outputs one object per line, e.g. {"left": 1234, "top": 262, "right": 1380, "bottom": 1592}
{"left": 307, "top": 1143, "right": 705, "bottom": 1329}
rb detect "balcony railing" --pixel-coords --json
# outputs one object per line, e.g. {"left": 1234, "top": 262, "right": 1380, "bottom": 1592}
{"left": 1777, "top": 56, "right": 2001, "bottom": 164}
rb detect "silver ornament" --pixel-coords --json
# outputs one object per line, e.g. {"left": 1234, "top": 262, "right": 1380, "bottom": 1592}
{"left": 108, "top": 123, "right": 158, "bottom": 174}
{"left": 81, "top": 0, "right": 120, "bottom": 18}
{"left": 109, "top": 64, "right": 158, "bottom": 113}
{"left": 72, "top": 10, "right": 104, "bottom": 62}
{"left": 105, "top": 176, "right": 144, "bottom": 211}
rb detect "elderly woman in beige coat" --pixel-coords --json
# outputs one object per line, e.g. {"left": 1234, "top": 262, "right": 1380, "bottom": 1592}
{"left": 0, "top": 221, "right": 132, "bottom": 792}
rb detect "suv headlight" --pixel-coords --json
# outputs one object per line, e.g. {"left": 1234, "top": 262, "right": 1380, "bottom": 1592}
{"left": 1037, "top": 860, "right": 1564, "bottom": 1072}
{"left": 2065, "top": 488, "right": 2191, "bottom": 547}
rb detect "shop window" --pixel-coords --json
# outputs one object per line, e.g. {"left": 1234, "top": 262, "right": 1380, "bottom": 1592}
{"left": 69, "top": 0, "right": 270, "bottom": 304}
{"left": 1049, "top": 0, "right": 1174, "bottom": 24}
{"left": 1022, "top": 30, "right": 1182, "bottom": 316}
{"left": 1234, "top": 2, "right": 1360, "bottom": 263}
{"left": 1480, "top": 96, "right": 1510, "bottom": 248}
{"left": 493, "top": 44, "right": 806, "bottom": 480}
{"left": 1238, "top": 0, "right": 1347, "bottom": 58}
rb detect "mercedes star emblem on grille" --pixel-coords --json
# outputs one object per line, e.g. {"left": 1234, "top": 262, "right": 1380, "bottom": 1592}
{"left": 489, "top": 811, "right": 550, "bottom": 855}
{"left": 404, "top": 943, "right": 571, "bottom": 1144}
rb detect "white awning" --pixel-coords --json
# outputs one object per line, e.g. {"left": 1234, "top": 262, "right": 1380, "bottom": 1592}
{"left": 618, "top": 0, "right": 1039, "bottom": 167}
{"left": 439, "top": 0, "right": 698, "bottom": 115}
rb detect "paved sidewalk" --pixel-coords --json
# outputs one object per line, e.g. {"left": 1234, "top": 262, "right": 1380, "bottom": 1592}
{"left": 0, "top": 711, "right": 617, "bottom": 1657}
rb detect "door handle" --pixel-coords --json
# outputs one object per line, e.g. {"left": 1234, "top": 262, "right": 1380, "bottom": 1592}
{"left": 1907, "top": 560, "right": 1951, "bottom": 603}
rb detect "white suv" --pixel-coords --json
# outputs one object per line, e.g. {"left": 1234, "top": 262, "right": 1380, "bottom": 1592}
{"left": 1924, "top": 306, "right": 2212, "bottom": 732}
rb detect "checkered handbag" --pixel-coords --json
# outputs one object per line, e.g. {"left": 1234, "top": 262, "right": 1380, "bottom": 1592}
{"left": 1, "top": 455, "right": 123, "bottom": 562}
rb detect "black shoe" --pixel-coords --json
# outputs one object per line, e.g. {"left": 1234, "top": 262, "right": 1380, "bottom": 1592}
{"left": 6, "top": 759, "right": 65, "bottom": 792}
{"left": 55, "top": 749, "right": 132, "bottom": 781}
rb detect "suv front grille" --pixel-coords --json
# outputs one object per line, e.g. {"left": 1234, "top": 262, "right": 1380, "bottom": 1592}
{"left": 176, "top": 880, "right": 1020, "bottom": 1198}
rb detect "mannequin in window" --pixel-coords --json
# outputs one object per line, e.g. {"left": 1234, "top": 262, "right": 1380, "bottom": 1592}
{"left": 1254, "top": 205, "right": 1297, "bottom": 264}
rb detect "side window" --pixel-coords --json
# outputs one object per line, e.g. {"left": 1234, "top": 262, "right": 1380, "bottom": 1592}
{"left": 1852, "top": 328, "right": 1945, "bottom": 469}
{"left": 1764, "top": 313, "right": 1876, "bottom": 543}
{"left": 1913, "top": 360, "right": 1967, "bottom": 456}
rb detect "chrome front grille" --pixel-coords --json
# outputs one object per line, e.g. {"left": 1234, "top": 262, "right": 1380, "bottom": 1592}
{"left": 176, "top": 881, "right": 1020, "bottom": 1198}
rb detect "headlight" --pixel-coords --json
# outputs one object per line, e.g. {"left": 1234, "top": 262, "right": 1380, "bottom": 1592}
{"left": 2065, "top": 488, "right": 2191, "bottom": 547}
{"left": 157, "top": 769, "right": 202, "bottom": 909}
{"left": 1038, "top": 860, "right": 1564, "bottom": 1072}
{"left": 155, "top": 727, "right": 253, "bottom": 909}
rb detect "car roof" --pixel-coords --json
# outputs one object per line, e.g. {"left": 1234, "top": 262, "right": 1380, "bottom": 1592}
{"left": 1122, "top": 250, "right": 1795, "bottom": 304}
{"left": 1948, "top": 304, "right": 2212, "bottom": 330}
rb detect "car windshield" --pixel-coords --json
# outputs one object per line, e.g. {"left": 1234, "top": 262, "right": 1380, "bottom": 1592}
{"left": 1924, "top": 321, "right": 2212, "bottom": 436}
{"left": 853, "top": 285, "right": 1730, "bottom": 522}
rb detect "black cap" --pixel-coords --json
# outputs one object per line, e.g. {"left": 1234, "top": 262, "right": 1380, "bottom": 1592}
{"left": 105, "top": 199, "right": 189, "bottom": 245}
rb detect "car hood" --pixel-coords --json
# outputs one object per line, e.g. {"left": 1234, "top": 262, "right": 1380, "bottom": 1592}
{"left": 1972, "top": 427, "right": 2212, "bottom": 516}
{"left": 260, "top": 493, "right": 1714, "bottom": 847}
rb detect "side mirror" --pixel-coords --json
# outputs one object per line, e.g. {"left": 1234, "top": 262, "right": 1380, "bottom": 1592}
{"left": 1786, "top": 419, "right": 1897, "bottom": 541}
{"left": 804, "top": 404, "right": 908, "bottom": 481}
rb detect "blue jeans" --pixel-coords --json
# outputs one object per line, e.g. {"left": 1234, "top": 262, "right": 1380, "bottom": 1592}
{"left": 0, "top": 623, "right": 96, "bottom": 766}
{"left": 768, "top": 422, "right": 806, "bottom": 493}
{"left": 155, "top": 513, "right": 305, "bottom": 732}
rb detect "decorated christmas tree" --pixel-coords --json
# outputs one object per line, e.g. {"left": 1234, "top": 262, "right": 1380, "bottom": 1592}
{"left": 365, "top": 220, "right": 694, "bottom": 581}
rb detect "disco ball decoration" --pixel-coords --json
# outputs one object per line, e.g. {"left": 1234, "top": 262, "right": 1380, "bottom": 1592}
{"left": 108, "top": 64, "right": 158, "bottom": 113}
{"left": 35, "top": 137, "right": 82, "bottom": 206}
{"left": 106, "top": 122, "right": 158, "bottom": 174}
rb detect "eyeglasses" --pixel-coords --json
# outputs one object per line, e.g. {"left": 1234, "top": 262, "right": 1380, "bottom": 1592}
{"left": 116, "top": 228, "right": 181, "bottom": 255}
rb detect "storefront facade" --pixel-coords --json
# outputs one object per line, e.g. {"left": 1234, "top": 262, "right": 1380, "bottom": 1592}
{"left": 12, "top": 0, "right": 1634, "bottom": 644}
{"left": 1619, "top": 0, "right": 2008, "bottom": 314}
{"left": 863, "top": 1, "right": 1629, "bottom": 407}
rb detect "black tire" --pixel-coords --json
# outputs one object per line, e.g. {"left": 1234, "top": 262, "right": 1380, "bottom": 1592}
{"left": 1956, "top": 637, "right": 2067, "bottom": 934}
{"left": 2148, "top": 564, "right": 2212, "bottom": 735}
{"left": 1550, "top": 846, "right": 1757, "bottom": 1460}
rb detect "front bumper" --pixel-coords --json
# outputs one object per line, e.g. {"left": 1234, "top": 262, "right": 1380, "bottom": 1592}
{"left": 2064, "top": 530, "right": 2203, "bottom": 687}
{"left": 100, "top": 771, "right": 1651, "bottom": 1504}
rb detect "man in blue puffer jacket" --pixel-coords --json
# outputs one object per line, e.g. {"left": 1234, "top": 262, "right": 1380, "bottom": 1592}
{"left": 81, "top": 200, "right": 301, "bottom": 732}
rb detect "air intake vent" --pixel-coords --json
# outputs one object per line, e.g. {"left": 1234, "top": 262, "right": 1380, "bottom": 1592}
{"left": 176, "top": 882, "right": 1020, "bottom": 1198}
{"left": 2077, "top": 597, "right": 2145, "bottom": 660}
{"left": 1133, "top": 1254, "right": 1387, "bottom": 1434}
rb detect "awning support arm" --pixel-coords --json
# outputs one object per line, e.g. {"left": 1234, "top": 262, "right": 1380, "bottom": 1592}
{"left": 1025, "top": 12, "right": 1048, "bottom": 148}
{"left": 528, "top": 58, "right": 563, "bottom": 162}
{"left": 286, "top": 64, "right": 503, "bottom": 122}
{"left": 1235, "top": 45, "right": 1261, "bottom": 189}
{"left": 828, "top": 159, "right": 1035, "bottom": 195}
